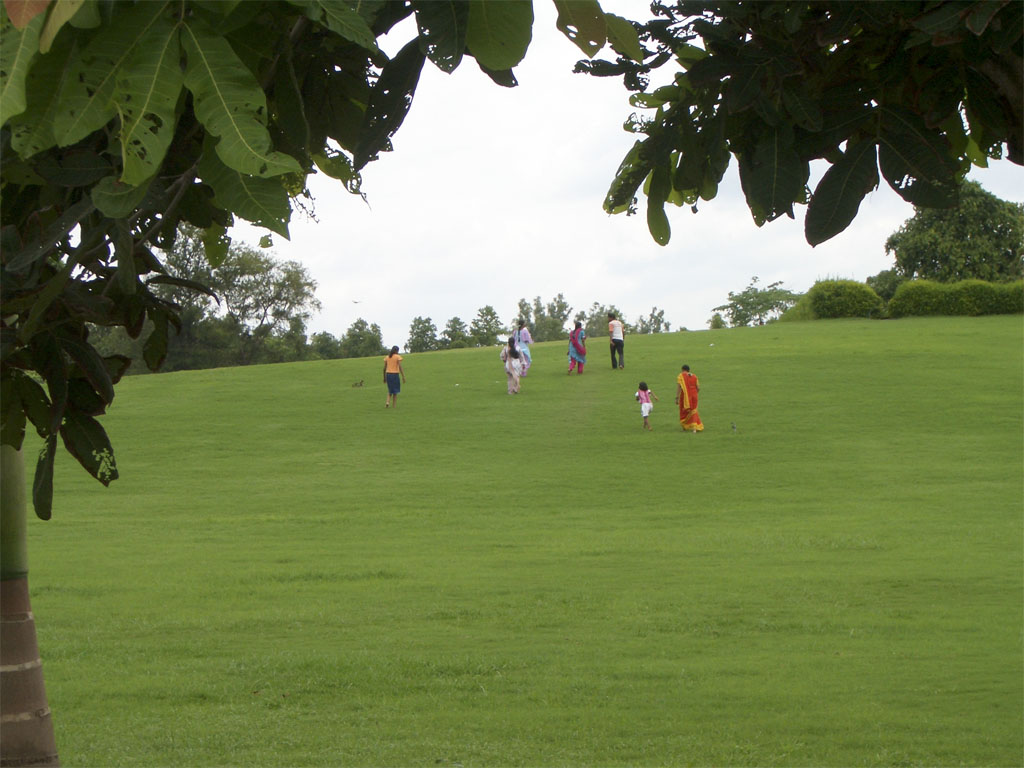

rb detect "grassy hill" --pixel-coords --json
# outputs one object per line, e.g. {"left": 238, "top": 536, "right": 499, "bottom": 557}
{"left": 27, "top": 316, "right": 1023, "bottom": 766}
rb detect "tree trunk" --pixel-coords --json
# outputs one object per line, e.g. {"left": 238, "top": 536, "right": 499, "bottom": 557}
{"left": 1, "top": 446, "right": 59, "bottom": 767}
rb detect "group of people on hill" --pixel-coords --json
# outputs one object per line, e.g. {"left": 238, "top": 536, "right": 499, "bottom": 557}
{"left": 382, "top": 312, "right": 703, "bottom": 432}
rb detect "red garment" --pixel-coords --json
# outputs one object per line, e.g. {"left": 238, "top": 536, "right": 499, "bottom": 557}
{"left": 677, "top": 371, "right": 704, "bottom": 431}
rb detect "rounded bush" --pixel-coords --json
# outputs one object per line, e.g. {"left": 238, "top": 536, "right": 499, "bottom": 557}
{"left": 807, "top": 280, "right": 883, "bottom": 319}
{"left": 887, "top": 280, "right": 945, "bottom": 317}
{"left": 948, "top": 280, "right": 997, "bottom": 315}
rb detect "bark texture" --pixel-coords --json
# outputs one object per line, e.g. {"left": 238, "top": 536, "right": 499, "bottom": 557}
{"left": 1, "top": 578, "right": 59, "bottom": 767}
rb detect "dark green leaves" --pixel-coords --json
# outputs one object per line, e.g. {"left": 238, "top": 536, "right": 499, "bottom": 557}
{"left": 466, "top": 0, "right": 533, "bottom": 72}
{"left": 354, "top": 39, "right": 426, "bottom": 170}
{"left": 0, "top": 11, "right": 44, "bottom": 121}
{"left": 199, "top": 148, "right": 292, "bottom": 237}
{"left": 645, "top": 165, "right": 672, "bottom": 246}
{"left": 115, "top": 13, "right": 183, "bottom": 186}
{"left": 805, "top": 140, "right": 879, "bottom": 246}
{"left": 60, "top": 409, "right": 118, "bottom": 487}
{"left": 554, "top": 0, "right": 605, "bottom": 58}
{"left": 414, "top": 1, "right": 468, "bottom": 73}
{"left": 55, "top": 2, "right": 172, "bottom": 149}
{"left": 182, "top": 19, "right": 303, "bottom": 179}
{"left": 586, "top": 1, "right": 1020, "bottom": 246}
{"left": 738, "top": 125, "right": 808, "bottom": 227}
{"left": 877, "top": 106, "right": 961, "bottom": 208}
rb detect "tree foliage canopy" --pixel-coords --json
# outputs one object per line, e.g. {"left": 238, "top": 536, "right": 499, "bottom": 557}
{"left": 580, "top": 1, "right": 1022, "bottom": 247}
{"left": 713, "top": 276, "right": 799, "bottom": 327}
{"left": 884, "top": 180, "right": 1024, "bottom": 282}
{"left": 406, "top": 316, "right": 439, "bottom": 353}
{"left": 339, "top": 318, "right": 384, "bottom": 360}
{"left": 0, "top": 0, "right": 639, "bottom": 518}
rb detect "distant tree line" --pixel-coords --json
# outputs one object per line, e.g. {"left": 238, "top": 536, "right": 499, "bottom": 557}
{"left": 405, "top": 296, "right": 673, "bottom": 353}
{"left": 91, "top": 227, "right": 677, "bottom": 371}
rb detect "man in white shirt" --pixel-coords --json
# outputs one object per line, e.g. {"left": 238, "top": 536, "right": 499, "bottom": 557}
{"left": 608, "top": 312, "right": 625, "bottom": 369}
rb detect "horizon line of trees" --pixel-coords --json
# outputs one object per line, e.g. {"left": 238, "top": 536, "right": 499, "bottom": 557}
{"left": 89, "top": 227, "right": 679, "bottom": 372}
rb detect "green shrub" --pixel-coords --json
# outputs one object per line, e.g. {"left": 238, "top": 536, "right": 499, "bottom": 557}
{"left": 949, "top": 280, "right": 996, "bottom": 315}
{"left": 887, "top": 280, "right": 946, "bottom": 317}
{"left": 807, "top": 280, "right": 883, "bottom": 319}
{"left": 993, "top": 281, "right": 1024, "bottom": 314}
{"left": 778, "top": 294, "right": 816, "bottom": 322}
{"left": 707, "top": 312, "right": 727, "bottom": 330}
{"left": 889, "top": 279, "right": 1024, "bottom": 317}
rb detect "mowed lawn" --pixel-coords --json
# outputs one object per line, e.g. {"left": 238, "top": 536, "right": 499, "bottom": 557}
{"left": 24, "top": 316, "right": 1023, "bottom": 767}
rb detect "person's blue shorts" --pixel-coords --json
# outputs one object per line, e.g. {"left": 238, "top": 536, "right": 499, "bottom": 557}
{"left": 386, "top": 372, "right": 401, "bottom": 395}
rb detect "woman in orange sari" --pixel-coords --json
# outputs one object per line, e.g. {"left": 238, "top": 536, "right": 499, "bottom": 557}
{"left": 676, "top": 364, "right": 704, "bottom": 432}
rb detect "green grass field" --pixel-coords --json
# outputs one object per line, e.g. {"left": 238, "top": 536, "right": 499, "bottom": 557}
{"left": 25, "top": 316, "right": 1024, "bottom": 767}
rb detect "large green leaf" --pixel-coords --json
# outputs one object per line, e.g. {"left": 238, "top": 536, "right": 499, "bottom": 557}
{"left": 413, "top": 0, "right": 468, "bottom": 73}
{"left": 181, "top": 19, "right": 302, "bottom": 178}
{"left": 59, "top": 408, "right": 118, "bottom": 486}
{"left": 782, "top": 84, "right": 823, "bottom": 132}
{"left": 90, "top": 174, "right": 151, "bottom": 219}
{"left": 28, "top": 332, "right": 67, "bottom": 437}
{"left": 53, "top": 2, "right": 171, "bottom": 148}
{"left": 5, "top": 195, "right": 94, "bottom": 272}
{"left": 32, "top": 434, "right": 57, "bottom": 520}
{"left": 199, "top": 148, "right": 291, "bottom": 238}
{"left": 305, "top": 0, "right": 380, "bottom": 54}
{"left": 724, "top": 63, "right": 763, "bottom": 114}
{"left": 58, "top": 332, "right": 114, "bottom": 405}
{"left": 466, "top": 0, "right": 532, "bottom": 72}
{"left": 34, "top": 147, "right": 112, "bottom": 187}
{"left": 805, "top": 139, "right": 879, "bottom": 246}
{"left": 553, "top": 0, "right": 605, "bottom": 58}
{"left": 8, "top": 34, "right": 73, "bottom": 158}
{"left": 0, "top": 11, "right": 43, "bottom": 123}
{"left": 604, "top": 139, "right": 647, "bottom": 214}
{"left": 739, "top": 125, "right": 807, "bottom": 225}
{"left": 878, "top": 106, "right": 960, "bottom": 207}
{"left": 312, "top": 150, "right": 362, "bottom": 195}
{"left": 142, "top": 307, "right": 170, "bottom": 371}
{"left": 911, "top": 1, "right": 972, "bottom": 36}
{"left": 646, "top": 165, "right": 672, "bottom": 246}
{"left": 354, "top": 38, "right": 426, "bottom": 170}
{"left": 604, "top": 13, "right": 643, "bottom": 63}
{"left": 16, "top": 373, "right": 49, "bottom": 440}
{"left": 39, "top": 0, "right": 85, "bottom": 53}
{"left": 113, "top": 12, "right": 183, "bottom": 186}
{"left": 200, "top": 222, "right": 231, "bottom": 267}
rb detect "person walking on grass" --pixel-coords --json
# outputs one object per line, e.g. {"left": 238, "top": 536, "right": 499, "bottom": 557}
{"left": 514, "top": 320, "right": 533, "bottom": 376}
{"left": 500, "top": 336, "right": 524, "bottom": 394}
{"left": 608, "top": 312, "right": 625, "bottom": 369}
{"left": 635, "top": 381, "right": 659, "bottom": 430}
{"left": 676, "top": 364, "right": 704, "bottom": 432}
{"left": 567, "top": 320, "right": 586, "bottom": 374}
{"left": 383, "top": 346, "right": 405, "bottom": 408}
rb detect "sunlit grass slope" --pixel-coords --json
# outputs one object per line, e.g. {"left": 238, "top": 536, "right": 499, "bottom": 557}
{"left": 27, "top": 316, "right": 1023, "bottom": 767}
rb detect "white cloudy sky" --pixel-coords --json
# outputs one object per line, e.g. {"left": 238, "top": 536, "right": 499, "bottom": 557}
{"left": 235, "top": 2, "right": 1023, "bottom": 348}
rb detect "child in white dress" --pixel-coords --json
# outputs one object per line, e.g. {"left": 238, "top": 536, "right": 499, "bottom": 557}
{"left": 635, "top": 381, "right": 659, "bottom": 430}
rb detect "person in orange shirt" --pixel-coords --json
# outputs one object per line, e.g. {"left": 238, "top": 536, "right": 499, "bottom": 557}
{"left": 675, "top": 364, "right": 704, "bottom": 432}
{"left": 383, "top": 346, "right": 406, "bottom": 408}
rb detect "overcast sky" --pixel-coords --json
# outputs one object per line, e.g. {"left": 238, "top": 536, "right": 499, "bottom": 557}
{"left": 235, "top": 2, "right": 1023, "bottom": 349}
